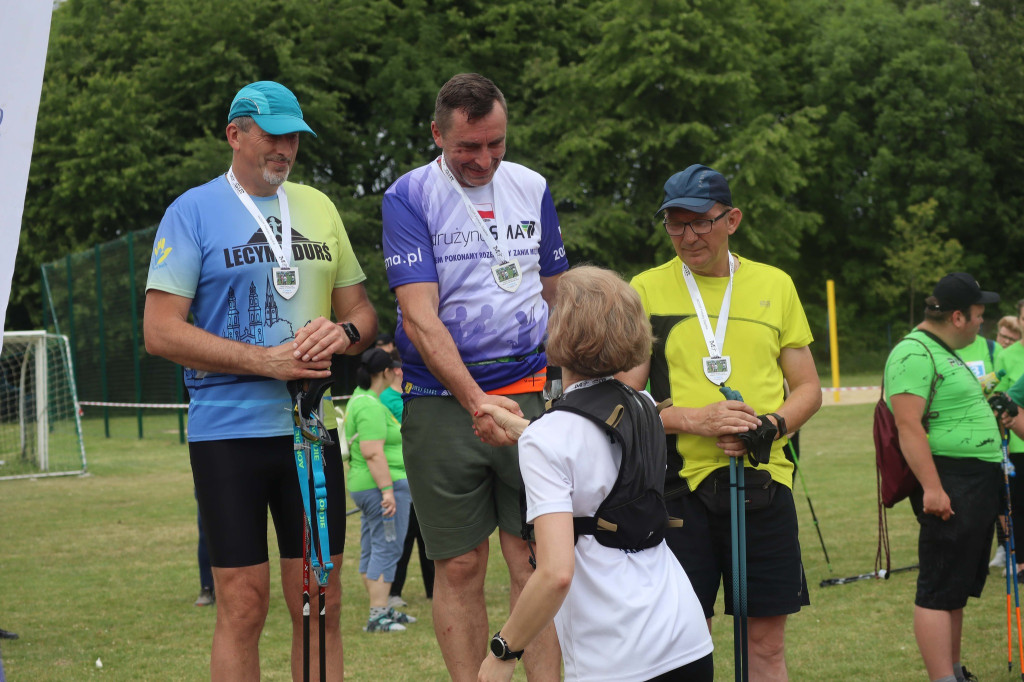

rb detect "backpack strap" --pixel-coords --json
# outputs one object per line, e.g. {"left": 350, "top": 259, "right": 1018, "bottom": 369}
{"left": 900, "top": 335, "right": 944, "bottom": 429}
{"left": 988, "top": 337, "right": 997, "bottom": 367}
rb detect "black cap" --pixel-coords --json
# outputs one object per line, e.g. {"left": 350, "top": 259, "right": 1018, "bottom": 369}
{"left": 360, "top": 348, "right": 401, "bottom": 374}
{"left": 929, "top": 272, "right": 1000, "bottom": 311}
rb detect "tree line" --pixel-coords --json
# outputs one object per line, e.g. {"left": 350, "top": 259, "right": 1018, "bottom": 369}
{"left": 14, "top": 0, "right": 1024, "bottom": 367}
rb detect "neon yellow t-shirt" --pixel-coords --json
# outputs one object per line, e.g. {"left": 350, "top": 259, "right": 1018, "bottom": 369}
{"left": 630, "top": 255, "right": 813, "bottom": 490}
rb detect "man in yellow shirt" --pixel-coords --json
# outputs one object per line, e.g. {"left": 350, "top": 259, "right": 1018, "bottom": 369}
{"left": 622, "top": 164, "right": 821, "bottom": 681}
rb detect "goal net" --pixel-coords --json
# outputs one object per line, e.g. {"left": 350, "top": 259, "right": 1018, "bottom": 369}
{"left": 0, "top": 331, "right": 87, "bottom": 479}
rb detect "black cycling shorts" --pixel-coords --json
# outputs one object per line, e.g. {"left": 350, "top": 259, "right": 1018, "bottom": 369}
{"left": 190, "top": 433, "right": 346, "bottom": 568}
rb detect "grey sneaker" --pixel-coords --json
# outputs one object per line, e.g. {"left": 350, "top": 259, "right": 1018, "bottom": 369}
{"left": 363, "top": 613, "right": 406, "bottom": 633}
{"left": 387, "top": 595, "right": 408, "bottom": 609}
{"left": 194, "top": 587, "right": 215, "bottom": 607}
{"left": 386, "top": 606, "right": 417, "bottom": 624}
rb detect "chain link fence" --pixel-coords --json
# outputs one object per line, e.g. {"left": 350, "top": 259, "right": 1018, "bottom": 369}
{"left": 41, "top": 226, "right": 186, "bottom": 441}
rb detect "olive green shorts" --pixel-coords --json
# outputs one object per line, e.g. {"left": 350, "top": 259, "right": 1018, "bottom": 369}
{"left": 401, "top": 392, "right": 545, "bottom": 560}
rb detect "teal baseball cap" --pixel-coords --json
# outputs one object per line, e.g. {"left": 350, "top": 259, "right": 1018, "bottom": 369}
{"left": 228, "top": 81, "right": 317, "bottom": 137}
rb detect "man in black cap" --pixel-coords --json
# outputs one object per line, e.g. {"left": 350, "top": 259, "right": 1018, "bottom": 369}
{"left": 884, "top": 272, "right": 1002, "bottom": 682}
{"left": 621, "top": 164, "right": 821, "bottom": 679}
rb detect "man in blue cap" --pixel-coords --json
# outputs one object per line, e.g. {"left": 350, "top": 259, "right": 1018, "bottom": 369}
{"left": 621, "top": 164, "right": 822, "bottom": 680}
{"left": 144, "top": 81, "right": 377, "bottom": 680}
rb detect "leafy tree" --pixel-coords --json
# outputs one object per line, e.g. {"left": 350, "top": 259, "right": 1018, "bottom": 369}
{"left": 873, "top": 198, "right": 963, "bottom": 329}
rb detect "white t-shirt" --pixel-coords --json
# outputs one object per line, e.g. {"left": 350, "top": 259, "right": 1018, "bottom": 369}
{"left": 519, "top": 383, "right": 713, "bottom": 682}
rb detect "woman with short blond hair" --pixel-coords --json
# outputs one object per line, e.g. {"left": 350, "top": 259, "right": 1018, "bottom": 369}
{"left": 477, "top": 265, "right": 713, "bottom": 682}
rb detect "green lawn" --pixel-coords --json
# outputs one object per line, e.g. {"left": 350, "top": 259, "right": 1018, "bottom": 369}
{"left": 0, "top": 406, "right": 1011, "bottom": 680}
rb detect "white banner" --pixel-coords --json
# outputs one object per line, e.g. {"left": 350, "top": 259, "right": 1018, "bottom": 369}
{"left": 0, "top": 0, "right": 53, "bottom": 351}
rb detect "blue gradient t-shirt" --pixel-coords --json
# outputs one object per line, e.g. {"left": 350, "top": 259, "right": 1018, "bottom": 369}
{"left": 146, "top": 175, "right": 366, "bottom": 441}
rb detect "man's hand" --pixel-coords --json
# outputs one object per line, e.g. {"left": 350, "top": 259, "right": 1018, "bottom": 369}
{"left": 990, "top": 392, "right": 1020, "bottom": 421}
{"left": 922, "top": 486, "right": 954, "bottom": 521}
{"left": 293, "top": 317, "right": 351, "bottom": 362}
{"left": 476, "top": 403, "right": 530, "bottom": 442}
{"left": 477, "top": 655, "right": 516, "bottom": 682}
{"left": 716, "top": 434, "right": 749, "bottom": 458}
{"left": 263, "top": 341, "right": 333, "bottom": 381}
{"left": 472, "top": 395, "right": 525, "bottom": 447}
{"left": 674, "top": 400, "right": 760, "bottom": 438}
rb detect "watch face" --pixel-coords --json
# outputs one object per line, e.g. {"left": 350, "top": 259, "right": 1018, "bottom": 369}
{"left": 490, "top": 636, "right": 505, "bottom": 658}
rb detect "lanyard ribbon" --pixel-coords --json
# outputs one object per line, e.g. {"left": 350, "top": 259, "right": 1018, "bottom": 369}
{"left": 433, "top": 155, "right": 510, "bottom": 264}
{"left": 681, "top": 253, "right": 735, "bottom": 359}
{"left": 226, "top": 167, "right": 292, "bottom": 268}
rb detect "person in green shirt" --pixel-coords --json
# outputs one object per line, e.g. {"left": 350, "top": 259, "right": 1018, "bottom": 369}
{"left": 346, "top": 348, "right": 416, "bottom": 633}
{"left": 997, "top": 316, "right": 1022, "bottom": 349}
{"left": 884, "top": 272, "right": 1002, "bottom": 682}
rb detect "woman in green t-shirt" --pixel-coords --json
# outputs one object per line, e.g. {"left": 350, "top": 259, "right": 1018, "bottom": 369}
{"left": 346, "top": 348, "right": 415, "bottom": 633}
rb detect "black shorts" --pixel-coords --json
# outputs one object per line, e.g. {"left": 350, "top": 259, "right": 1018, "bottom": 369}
{"left": 665, "top": 469, "right": 809, "bottom": 619}
{"left": 910, "top": 456, "right": 1001, "bottom": 611}
{"left": 190, "top": 432, "right": 346, "bottom": 568}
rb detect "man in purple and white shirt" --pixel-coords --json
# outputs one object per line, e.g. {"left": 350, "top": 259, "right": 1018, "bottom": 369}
{"left": 382, "top": 73, "right": 567, "bottom": 681}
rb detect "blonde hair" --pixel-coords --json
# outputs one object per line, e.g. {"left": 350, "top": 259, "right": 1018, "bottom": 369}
{"left": 1000, "top": 316, "right": 1022, "bottom": 333}
{"left": 546, "top": 266, "right": 652, "bottom": 378}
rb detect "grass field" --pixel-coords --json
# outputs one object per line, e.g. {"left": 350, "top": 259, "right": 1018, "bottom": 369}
{"left": 0, "top": 403, "right": 1013, "bottom": 680}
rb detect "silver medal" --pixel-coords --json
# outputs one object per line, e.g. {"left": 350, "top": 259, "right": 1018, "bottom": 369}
{"left": 273, "top": 266, "right": 299, "bottom": 299}
{"left": 703, "top": 355, "right": 732, "bottom": 386}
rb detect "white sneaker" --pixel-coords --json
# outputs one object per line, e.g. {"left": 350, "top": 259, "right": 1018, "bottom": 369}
{"left": 387, "top": 595, "right": 408, "bottom": 609}
{"left": 992, "top": 545, "right": 1007, "bottom": 568}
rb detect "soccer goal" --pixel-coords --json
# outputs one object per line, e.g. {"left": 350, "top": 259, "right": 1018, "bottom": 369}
{"left": 0, "top": 331, "right": 87, "bottom": 480}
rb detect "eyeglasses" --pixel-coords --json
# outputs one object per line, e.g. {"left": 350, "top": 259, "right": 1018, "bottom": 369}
{"left": 663, "top": 208, "right": 733, "bottom": 236}
{"left": 998, "top": 331, "right": 1021, "bottom": 344}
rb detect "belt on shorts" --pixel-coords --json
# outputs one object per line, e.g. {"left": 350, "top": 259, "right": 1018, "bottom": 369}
{"left": 464, "top": 344, "right": 544, "bottom": 367}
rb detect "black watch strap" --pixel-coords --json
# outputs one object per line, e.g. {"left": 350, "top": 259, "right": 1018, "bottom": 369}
{"left": 768, "top": 412, "right": 787, "bottom": 437}
{"left": 490, "top": 632, "right": 524, "bottom": 661}
{"left": 340, "top": 322, "right": 360, "bottom": 344}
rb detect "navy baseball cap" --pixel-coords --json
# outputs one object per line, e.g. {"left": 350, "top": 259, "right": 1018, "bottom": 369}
{"left": 228, "top": 81, "right": 317, "bottom": 137}
{"left": 657, "top": 164, "right": 732, "bottom": 215}
{"left": 929, "top": 272, "right": 999, "bottom": 311}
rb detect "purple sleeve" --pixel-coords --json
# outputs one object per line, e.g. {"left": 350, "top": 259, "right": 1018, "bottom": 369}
{"left": 538, "top": 185, "right": 568, "bottom": 277}
{"left": 382, "top": 176, "right": 438, "bottom": 289}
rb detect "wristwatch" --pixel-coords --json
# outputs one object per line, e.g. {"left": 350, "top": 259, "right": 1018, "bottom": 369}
{"left": 768, "top": 412, "right": 787, "bottom": 437}
{"left": 489, "top": 632, "right": 524, "bottom": 661}
{"left": 340, "top": 322, "right": 360, "bottom": 345}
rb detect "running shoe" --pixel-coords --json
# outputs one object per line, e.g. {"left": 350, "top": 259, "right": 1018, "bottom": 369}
{"left": 194, "top": 587, "right": 215, "bottom": 607}
{"left": 991, "top": 544, "right": 1007, "bottom": 568}
{"left": 387, "top": 595, "right": 408, "bottom": 609}
{"left": 363, "top": 613, "right": 406, "bottom": 633}
{"left": 961, "top": 665, "right": 978, "bottom": 681}
{"left": 386, "top": 606, "right": 417, "bottom": 624}
{"left": 0, "top": 628, "right": 18, "bottom": 640}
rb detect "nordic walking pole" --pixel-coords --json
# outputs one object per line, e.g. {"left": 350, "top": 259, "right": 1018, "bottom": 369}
{"left": 720, "top": 385, "right": 748, "bottom": 682}
{"left": 1002, "top": 424, "right": 1024, "bottom": 681}
{"left": 999, "top": 423, "right": 1016, "bottom": 673}
{"left": 785, "top": 442, "right": 832, "bottom": 573}
{"left": 290, "top": 368, "right": 339, "bottom": 682}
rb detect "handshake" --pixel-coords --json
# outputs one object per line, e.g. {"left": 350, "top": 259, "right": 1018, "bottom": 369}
{"left": 738, "top": 416, "right": 779, "bottom": 467}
